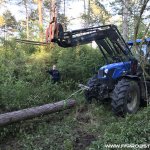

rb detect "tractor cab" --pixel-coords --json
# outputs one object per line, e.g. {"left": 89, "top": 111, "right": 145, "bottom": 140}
{"left": 128, "top": 38, "right": 150, "bottom": 79}
{"left": 127, "top": 38, "right": 150, "bottom": 64}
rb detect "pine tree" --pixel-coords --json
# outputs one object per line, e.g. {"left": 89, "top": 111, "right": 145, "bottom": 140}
{"left": 81, "top": 0, "right": 111, "bottom": 27}
{"left": 38, "top": 0, "right": 43, "bottom": 41}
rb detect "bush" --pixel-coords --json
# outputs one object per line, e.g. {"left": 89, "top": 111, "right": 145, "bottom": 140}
{"left": 0, "top": 41, "right": 104, "bottom": 112}
{"left": 57, "top": 45, "right": 103, "bottom": 82}
{"left": 89, "top": 106, "right": 150, "bottom": 150}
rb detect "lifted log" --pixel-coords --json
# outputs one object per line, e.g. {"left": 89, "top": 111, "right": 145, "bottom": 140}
{"left": 0, "top": 99, "right": 76, "bottom": 127}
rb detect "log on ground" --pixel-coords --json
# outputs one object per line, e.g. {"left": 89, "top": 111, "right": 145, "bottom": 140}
{"left": 0, "top": 99, "right": 76, "bottom": 127}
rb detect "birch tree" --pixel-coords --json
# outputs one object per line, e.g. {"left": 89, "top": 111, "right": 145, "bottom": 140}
{"left": 122, "top": 0, "right": 129, "bottom": 41}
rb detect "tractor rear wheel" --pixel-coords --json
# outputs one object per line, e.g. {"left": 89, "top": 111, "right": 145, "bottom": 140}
{"left": 111, "top": 79, "right": 140, "bottom": 116}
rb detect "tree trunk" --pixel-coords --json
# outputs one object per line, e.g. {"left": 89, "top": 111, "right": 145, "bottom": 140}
{"left": 84, "top": 0, "right": 86, "bottom": 14}
{"left": 38, "top": 0, "right": 43, "bottom": 42}
{"left": 64, "top": 0, "right": 65, "bottom": 17}
{"left": 50, "top": 0, "right": 56, "bottom": 20}
{"left": 0, "top": 99, "right": 76, "bottom": 127}
{"left": 122, "top": 0, "right": 129, "bottom": 41}
{"left": 88, "top": 0, "right": 90, "bottom": 27}
{"left": 24, "top": 0, "right": 29, "bottom": 39}
{"left": 134, "top": 0, "right": 149, "bottom": 40}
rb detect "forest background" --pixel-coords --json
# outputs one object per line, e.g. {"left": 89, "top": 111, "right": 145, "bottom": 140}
{"left": 0, "top": 0, "right": 150, "bottom": 149}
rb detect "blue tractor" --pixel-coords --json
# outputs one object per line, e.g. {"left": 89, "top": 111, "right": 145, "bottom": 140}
{"left": 49, "top": 24, "right": 150, "bottom": 116}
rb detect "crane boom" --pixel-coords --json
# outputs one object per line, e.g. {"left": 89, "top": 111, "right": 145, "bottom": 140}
{"left": 50, "top": 24, "right": 133, "bottom": 62}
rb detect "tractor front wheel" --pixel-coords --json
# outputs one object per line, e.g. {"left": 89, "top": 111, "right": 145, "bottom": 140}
{"left": 111, "top": 79, "right": 140, "bottom": 116}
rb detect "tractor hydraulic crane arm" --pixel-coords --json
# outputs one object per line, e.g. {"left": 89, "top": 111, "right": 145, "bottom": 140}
{"left": 54, "top": 28, "right": 104, "bottom": 48}
{"left": 50, "top": 24, "right": 133, "bottom": 62}
{"left": 52, "top": 24, "right": 112, "bottom": 48}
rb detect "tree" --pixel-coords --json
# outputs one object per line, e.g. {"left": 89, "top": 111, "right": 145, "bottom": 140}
{"left": 81, "top": 0, "right": 111, "bottom": 27}
{"left": 33, "top": 0, "right": 43, "bottom": 41}
{"left": 15, "top": 0, "right": 36, "bottom": 39}
{"left": 134, "top": 0, "right": 150, "bottom": 40}
{"left": 0, "top": 0, "right": 6, "bottom": 5}
{"left": 24, "top": 0, "right": 29, "bottom": 39}
{"left": 122, "top": 0, "right": 129, "bottom": 41}
{"left": 38, "top": 0, "right": 43, "bottom": 41}
{"left": 2, "top": 10, "right": 18, "bottom": 38}
{"left": 44, "top": 0, "right": 69, "bottom": 30}
{"left": 19, "top": 0, "right": 30, "bottom": 39}
{"left": 0, "top": 16, "right": 5, "bottom": 27}
{"left": 0, "top": 15, "right": 5, "bottom": 38}
{"left": 0, "top": 100, "right": 76, "bottom": 126}
{"left": 110, "top": 0, "right": 150, "bottom": 40}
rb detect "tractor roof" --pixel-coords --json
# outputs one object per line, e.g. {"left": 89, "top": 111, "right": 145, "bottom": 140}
{"left": 128, "top": 38, "right": 150, "bottom": 45}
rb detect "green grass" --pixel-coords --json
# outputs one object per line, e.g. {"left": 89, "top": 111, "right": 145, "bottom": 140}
{"left": 1, "top": 96, "right": 149, "bottom": 150}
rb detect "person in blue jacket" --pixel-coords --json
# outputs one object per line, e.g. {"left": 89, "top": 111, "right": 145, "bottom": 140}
{"left": 47, "top": 65, "right": 60, "bottom": 83}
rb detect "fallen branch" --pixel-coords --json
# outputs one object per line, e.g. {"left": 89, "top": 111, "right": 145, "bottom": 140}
{"left": 0, "top": 99, "right": 76, "bottom": 127}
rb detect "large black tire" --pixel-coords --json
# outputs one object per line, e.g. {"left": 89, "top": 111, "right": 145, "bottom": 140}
{"left": 111, "top": 78, "right": 140, "bottom": 116}
{"left": 84, "top": 75, "right": 98, "bottom": 103}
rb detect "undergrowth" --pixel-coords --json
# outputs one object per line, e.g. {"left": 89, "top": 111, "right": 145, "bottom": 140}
{"left": 0, "top": 41, "right": 149, "bottom": 149}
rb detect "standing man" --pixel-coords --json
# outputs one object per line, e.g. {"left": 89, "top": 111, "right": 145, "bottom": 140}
{"left": 47, "top": 65, "right": 60, "bottom": 83}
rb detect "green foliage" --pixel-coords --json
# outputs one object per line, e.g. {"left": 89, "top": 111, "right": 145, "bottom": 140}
{"left": 57, "top": 45, "right": 103, "bottom": 82}
{"left": 89, "top": 106, "right": 150, "bottom": 150}
{"left": 2, "top": 10, "right": 17, "bottom": 29}
{"left": 0, "top": 39, "right": 149, "bottom": 150}
{"left": 81, "top": 0, "right": 111, "bottom": 26}
{"left": 0, "top": 40, "right": 103, "bottom": 112}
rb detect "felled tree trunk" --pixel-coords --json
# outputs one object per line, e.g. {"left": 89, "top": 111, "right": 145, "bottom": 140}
{"left": 0, "top": 100, "right": 76, "bottom": 127}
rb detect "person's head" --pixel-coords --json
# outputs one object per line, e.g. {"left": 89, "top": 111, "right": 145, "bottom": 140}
{"left": 52, "top": 64, "right": 56, "bottom": 70}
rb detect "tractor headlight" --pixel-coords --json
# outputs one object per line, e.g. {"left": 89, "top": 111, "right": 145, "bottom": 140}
{"left": 104, "top": 69, "right": 109, "bottom": 74}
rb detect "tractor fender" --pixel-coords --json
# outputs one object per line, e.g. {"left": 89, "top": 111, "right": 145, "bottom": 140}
{"left": 121, "top": 75, "right": 140, "bottom": 81}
